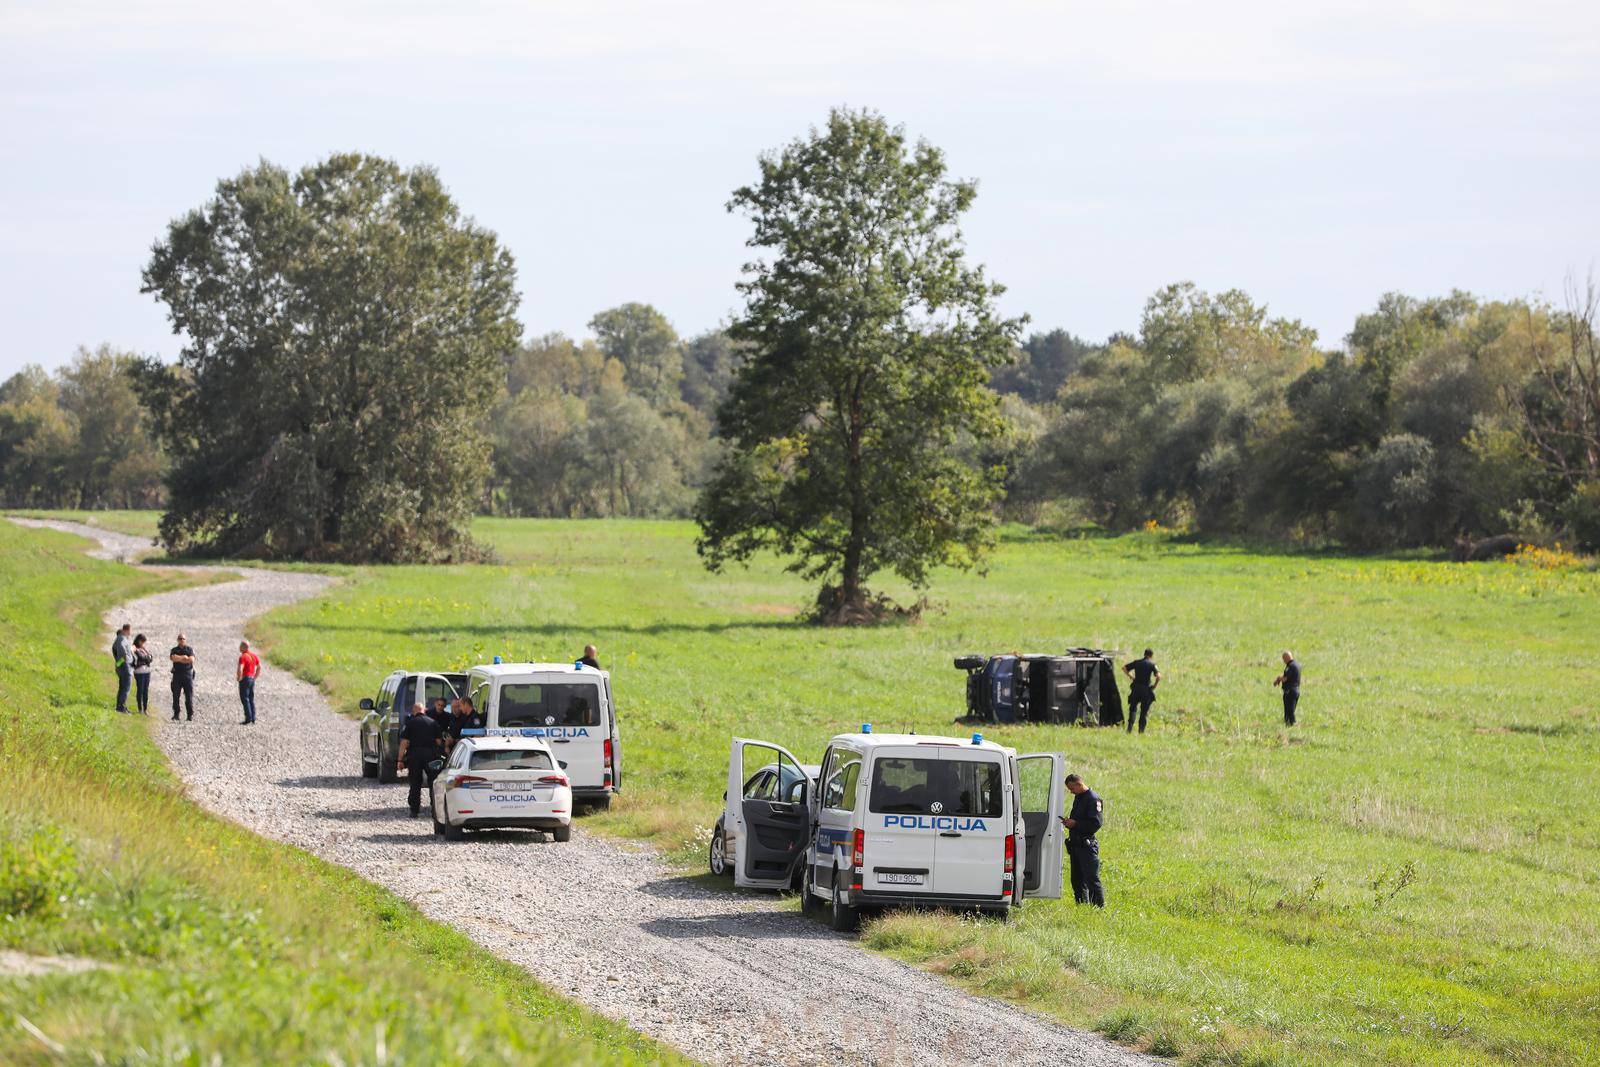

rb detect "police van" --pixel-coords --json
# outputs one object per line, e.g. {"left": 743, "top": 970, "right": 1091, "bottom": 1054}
{"left": 461, "top": 661, "right": 621, "bottom": 808}
{"left": 722, "top": 727, "right": 1065, "bottom": 930}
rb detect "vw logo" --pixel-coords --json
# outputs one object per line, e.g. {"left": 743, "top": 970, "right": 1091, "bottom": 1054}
{"left": 930, "top": 801, "right": 944, "bottom": 814}
{"left": 544, "top": 715, "right": 556, "bottom": 725}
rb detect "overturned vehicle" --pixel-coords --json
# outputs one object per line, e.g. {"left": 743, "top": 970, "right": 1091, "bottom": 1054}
{"left": 954, "top": 650, "right": 1124, "bottom": 727}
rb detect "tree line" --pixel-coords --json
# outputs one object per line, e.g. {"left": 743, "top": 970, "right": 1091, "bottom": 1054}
{"left": 1, "top": 112, "right": 1596, "bottom": 589}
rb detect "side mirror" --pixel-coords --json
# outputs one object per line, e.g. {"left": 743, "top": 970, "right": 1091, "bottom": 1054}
{"left": 359, "top": 698, "right": 375, "bottom": 711}
{"left": 558, "top": 760, "right": 568, "bottom": 770}
{"left": 426, "top": 758, "right": 444, "bottom": 775}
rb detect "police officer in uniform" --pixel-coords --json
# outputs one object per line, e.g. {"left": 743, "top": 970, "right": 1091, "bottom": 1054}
{"left": 578, "top": 644, "right": 601, "bottom": 670}
{"left": 396, "top": 702, "right": 445, "bottom": 818}
{"left": 445, "top": 696, "right": 485, "bottom": 753}
{"left": 1273, "top": 650, "right": 1302, "bottom": 726}
{"left": 1122, "top": 648, "right": 1160, "bottom": 734}
{"left": 1061, "top": 773, "right": 1105, "bottom": 906}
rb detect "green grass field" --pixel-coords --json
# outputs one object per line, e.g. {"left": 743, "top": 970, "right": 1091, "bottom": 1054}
{"left": 243, "top": 518, "right": 1600, "bottom": 1067}
{"left": 0, "top": 521, "right": 686, "bottom": 1066}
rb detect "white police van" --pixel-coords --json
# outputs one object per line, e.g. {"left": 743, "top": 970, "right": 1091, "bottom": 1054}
{"left": 462, "top": 661, "right": 620, "bottom": 808}
{"left": 723, "top": 727, "right": 1065, "bottom": 930}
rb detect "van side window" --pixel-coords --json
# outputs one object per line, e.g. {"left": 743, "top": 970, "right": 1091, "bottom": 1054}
{"left": 471, "top": 682, "right": 491, "bottom": 715}
{"left": 823, "top": 754, "right": 862, "bottom": 811}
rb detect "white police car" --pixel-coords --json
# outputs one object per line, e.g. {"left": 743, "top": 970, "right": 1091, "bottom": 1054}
{"left": 722, "top": 727, "right": 1066, "bottom": 930}
{"left": 709, "top": 759, "right": 820, "bottom": 878}
{"left": 461, "top": 661, "right": 620, "bottom": 809}
{"left": 429, "top": 730, "right": 573, "bottom": 842}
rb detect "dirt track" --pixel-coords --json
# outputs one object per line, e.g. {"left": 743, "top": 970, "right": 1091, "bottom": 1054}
{"left": 13, "top": 517, "right": 1153, "bottom": 1067}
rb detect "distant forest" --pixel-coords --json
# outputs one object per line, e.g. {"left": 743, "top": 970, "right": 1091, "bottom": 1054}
{"left": 4, "top": 281, "right": 1599, "bottom": 552}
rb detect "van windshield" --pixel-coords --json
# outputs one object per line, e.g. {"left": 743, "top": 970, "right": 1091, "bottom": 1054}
{"left": 468, "top": 748, "right": 555, "bottom": 771}
{"left": 869, "top": 757, "right": 1003, "bottom": 817}
{"left": 498, "top": 682, "right": 601, "bottom": 728}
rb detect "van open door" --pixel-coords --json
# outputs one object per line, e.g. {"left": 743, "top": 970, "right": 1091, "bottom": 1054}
{"left": 1016, "top": 752, "right": 1066, "bottom": 899}
{"left": 725, "top": 738, "right": 812, "bottom": 890}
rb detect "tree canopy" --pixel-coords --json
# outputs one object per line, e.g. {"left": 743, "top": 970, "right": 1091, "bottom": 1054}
{"left": 696, "top": 108, "right": 1023, "bottom": 621}
{"left": 139, "top": 153, "right": 520, "bottom": 561}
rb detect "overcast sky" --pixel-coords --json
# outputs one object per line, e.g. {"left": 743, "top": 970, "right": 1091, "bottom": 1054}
{"left": 2, "top": 0, "right": 1597, "bottom": 378}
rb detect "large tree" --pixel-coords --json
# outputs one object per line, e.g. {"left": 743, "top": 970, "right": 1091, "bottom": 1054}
{"left": 140, "top": 154, "right": 520, "bottom": 560}
{"left": 696, "top": 109, "right": 1023, "bottom": 621}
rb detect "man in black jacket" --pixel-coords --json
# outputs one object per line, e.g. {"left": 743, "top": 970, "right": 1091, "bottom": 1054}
{"left": 1122, "top": 649, "right": 1160, "bottom": 734}
{"left": 396, "top": 702, "right": 445, "bottom": 818}
{"left": 169, "top": 634, "right": 196, "bottom": 721}
{"left": 1273, "top": 650, "right": 1302, "bottom": 726}
{"left": 1061, "top": 773, "right": 1105, "bottom": 907}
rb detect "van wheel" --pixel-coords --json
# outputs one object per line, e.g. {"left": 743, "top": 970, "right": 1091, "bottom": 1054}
{"left": 588, "top": 796, "right": 612, "bottom": 812}
{"left": 552, "top": 823, "right": 572, "bottom": 843}
{"left": 830, "top": 875, "right": 859, "bottom": 932}
{"left": 708, "top": 828, "right": 730, "bottom": 877}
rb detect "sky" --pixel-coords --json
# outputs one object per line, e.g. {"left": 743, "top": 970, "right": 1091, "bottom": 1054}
{"left": 2, "top": 0, "right": 1597, "bottom": 379}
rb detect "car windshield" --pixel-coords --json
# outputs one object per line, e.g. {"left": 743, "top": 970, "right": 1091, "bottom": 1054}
{"left": 868, "top": 756, "right": 1003, "bottom": 817}
{"left": 468, "top": 748, "right": 555, "bottom": 772}
{"left": 497, "top": 682, "right": 601, "bottom": 728}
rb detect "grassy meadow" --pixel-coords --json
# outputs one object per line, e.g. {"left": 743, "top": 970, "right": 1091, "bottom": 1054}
{"left": 0, "top": 520, "right": 685, "bottom": 1066}
{"left": 242, "top": 517, "right": 1600, "bottom": 1067}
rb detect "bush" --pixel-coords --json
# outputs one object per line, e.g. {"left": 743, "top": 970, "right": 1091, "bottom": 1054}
{"left": 1563, "top": 480, "right": 1600, "bottom": 552}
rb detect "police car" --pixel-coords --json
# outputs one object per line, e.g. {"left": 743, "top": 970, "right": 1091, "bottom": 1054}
{"left": 722, "top": 727, "right": 1066, "bottom": 930}
{"left": 429, "top": 730, "right": 572, "bottom": 841}
{"left": 460, "top": 661, "right": 621, "bottom": 809}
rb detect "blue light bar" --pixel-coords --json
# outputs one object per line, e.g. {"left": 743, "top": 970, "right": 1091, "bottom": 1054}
{"left": 861, "top": 722, "right": 872, "bottom": 733}
{"left": 971, "top": 732, "right": 984, "bottom": 745}
{"left": 493, "top": 655, "right": 502, "bottom": 664}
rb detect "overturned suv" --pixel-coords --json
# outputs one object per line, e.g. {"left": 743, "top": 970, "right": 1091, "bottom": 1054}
{"left": 717, "top": 727, "right": 1067, "bottom": 931}
{"left": 955, "top": 649, "right": 1124, "bottom": 726}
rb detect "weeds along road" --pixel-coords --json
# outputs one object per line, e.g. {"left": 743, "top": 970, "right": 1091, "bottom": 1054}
{"left": 19, "top": 518, "right": 1153, "bottom": 1067}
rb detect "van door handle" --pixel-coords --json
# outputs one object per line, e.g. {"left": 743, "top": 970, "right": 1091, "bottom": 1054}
{"left": 550, "top": 739, "right": 572, "bottom": 744}
{"left": 939, "top": 831, "right": 963, "bottom": 838}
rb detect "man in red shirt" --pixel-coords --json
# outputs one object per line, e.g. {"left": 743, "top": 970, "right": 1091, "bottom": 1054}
{"left": 236, "top": 640, "right": 262, "bottom": 725}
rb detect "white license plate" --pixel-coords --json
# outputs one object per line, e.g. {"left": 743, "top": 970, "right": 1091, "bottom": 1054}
{"left": 494, "top": 781, "right": 534, "bottom": 791}
{"left": 878, "top": 872, "right": 925, "bottom": 885}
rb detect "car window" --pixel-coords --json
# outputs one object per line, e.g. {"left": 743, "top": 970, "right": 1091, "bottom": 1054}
{"left": 469, "top": 748, "right": 555, "bottom": 772}
{"left": 869, "top": 757, "right": 1003, "bottom": 817}
{"left": 498, "top": 682, "right": 601, "bottom": 728}
{"left": 424, "top": 676, "right": 455, "bottom": 707}
{"left": 447, "top": 746, "right": 470, "bottom": 770}
{"left": 395, "top": 676, "right": 416, "bottom": 717}
{"left": 471, "top": 681, "right": 491, "bottom": 717}
{"left": 777, "top": 763, "right": 809, "bottom": 804}
{"left": 823, "top": 754, "right": 861, "bottom": 811}
{"left": 743, "top": 771, "right": 774, "bottom": 800}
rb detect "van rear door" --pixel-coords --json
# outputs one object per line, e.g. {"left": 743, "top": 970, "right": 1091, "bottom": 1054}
{"left": 926, "top": 749, "right": 1009, "bottom": 897}
{"left": 495, "top": 676, "right": 607, "bottom": 791}
{"left": 1016, "top": 752, "right": 1066, "bottom": 899}
{"left": 726, "top": 738, "right": 811, "bottom": 889}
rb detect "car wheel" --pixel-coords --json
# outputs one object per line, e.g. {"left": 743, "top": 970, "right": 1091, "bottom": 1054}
{"left": 443, "top": 822, "right": 464, "bottom": 841}
{"left": 800, "top": 864, "right": 821, "bottom": 917}
{"left": 379, "top": 754, "right": 398, "bottom": 784}
{"left": 830, "top": 872, "right": 859, "bottom": 932}
{"left": 552, "top": 823, "right": 572, "bottom": 843}
{"left": 431, "top": 805, "right": 445, "bottom": 836}
{"left": 708, "top": 827, "right": 730, "bottom": 877}
{"left": 361, "top": 754, "right": 377, "bottom": 779}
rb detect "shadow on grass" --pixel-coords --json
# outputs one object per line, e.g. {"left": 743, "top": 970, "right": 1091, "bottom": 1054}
{"left": 274, "top": 618, "right": 811, "bottom": 638}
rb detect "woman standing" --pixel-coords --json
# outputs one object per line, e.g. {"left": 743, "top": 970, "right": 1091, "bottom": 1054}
{"left": 131, "top": 634, "right": 154, "bottom": 715}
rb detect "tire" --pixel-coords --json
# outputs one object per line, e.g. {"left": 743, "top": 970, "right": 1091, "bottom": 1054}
{"left": 552, "top": 823, "right": 572, "bottom": 843}
{"left": 708, "top": 827, "right": 730, "bottom": 877}
{"left": 443, "top": 822, "right": 464, "bottom": 841}
{"left": 587, "top": 796, "right": 612, "bottom": 812}
{"left": 830, "top": 873, "right": 859, "bottom": 932}
{"left": 379, "top": 753, "right": 398, "bottom": 784}
{"left": 800, "top": 864, "right": 821, "bottom": 917}
{"left": 431, "top": 804, "right": 445, "bottom": 836}
{"left": 361, "top": 754, "right": 377, "bottom": 779}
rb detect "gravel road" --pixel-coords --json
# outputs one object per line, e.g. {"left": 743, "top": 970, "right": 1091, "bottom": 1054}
{"left": 16, "top": 518, "right": 1153, "bottom": 1067}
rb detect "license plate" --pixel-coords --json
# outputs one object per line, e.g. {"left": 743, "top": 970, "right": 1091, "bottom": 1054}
{"left": 494, "top": 781, "right": 533, "bottom": 791}
{"left": 878, "top": 872, "right": 925, "bottom": 885}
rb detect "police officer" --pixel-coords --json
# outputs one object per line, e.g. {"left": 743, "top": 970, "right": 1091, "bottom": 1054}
{"left": 396, "top": 701, "right": 445, "bottom": 819}
{"left": 445, "top": 695, "right": 485, "bottom": 753}
{"left": 169, "top": 633, "right": 197, "bottom": 721}
{"left": 577, "top": 644, "right": 600, "bottom": 670}
{"left": 1122, "top": 648, "right": 1160, "bottom": 734}
{"left": 1273, "top": 650, "right": 1302, "bottom": 726}
{"left": 1061, "top": 773, "right": 1105, "bottom": 907}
